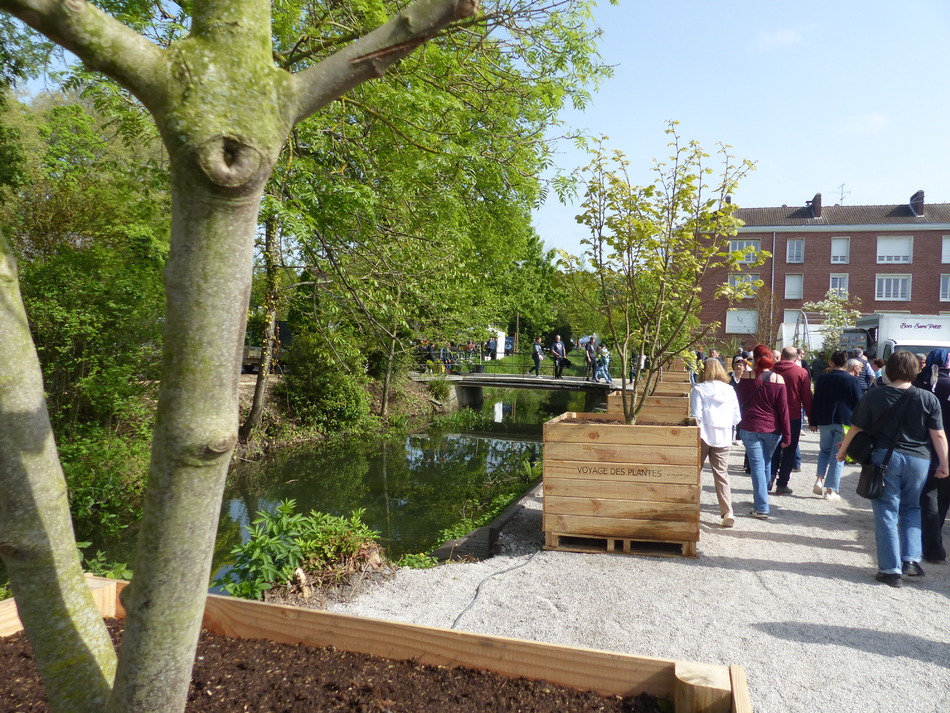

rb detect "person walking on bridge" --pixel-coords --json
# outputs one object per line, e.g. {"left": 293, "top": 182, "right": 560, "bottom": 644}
{"left": 530, "top": 336, "right": 544, "bottom": 377}
{"left": 551, "top": 335, "right": 567, "bottom": 379}
{"left": 584, "top": 337, "right": 597, "bottom": 381}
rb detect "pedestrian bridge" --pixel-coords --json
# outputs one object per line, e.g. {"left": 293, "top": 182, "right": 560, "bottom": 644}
{"left": 412, "top": 372, "right": 616, "bottom": 411}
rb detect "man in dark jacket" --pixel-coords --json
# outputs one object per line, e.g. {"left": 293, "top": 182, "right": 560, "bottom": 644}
{"left": 770, "top": 346, "right": 814, "bottom": 494}
{"left": 913, "top": 348, "right": 950, "bottom": 563}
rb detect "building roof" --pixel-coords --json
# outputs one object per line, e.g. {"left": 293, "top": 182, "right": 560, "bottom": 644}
{"left": 735, "top": 202, "right": 950, "bottom": 227}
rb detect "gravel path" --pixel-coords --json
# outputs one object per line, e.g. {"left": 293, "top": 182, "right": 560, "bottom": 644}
{"left": 328, "top": 428, "right": 950, "bottom": 713}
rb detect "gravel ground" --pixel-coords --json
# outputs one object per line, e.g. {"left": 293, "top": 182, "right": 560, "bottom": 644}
{"left": 328, "top": 428, "right": 950, "bottom": 713}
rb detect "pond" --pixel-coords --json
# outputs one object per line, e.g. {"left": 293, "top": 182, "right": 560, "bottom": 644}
{"left": 212, "top": 387, "right": 587, "bottom": 576}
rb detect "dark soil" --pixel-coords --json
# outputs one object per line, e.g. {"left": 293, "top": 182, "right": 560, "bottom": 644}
{"left": 1, "top": 619, "right": 667, "bottom": 712}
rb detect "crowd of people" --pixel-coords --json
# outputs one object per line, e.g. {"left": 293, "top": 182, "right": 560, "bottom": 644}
{"left": 690, "top": 344, "right": 950, "bottom": 588}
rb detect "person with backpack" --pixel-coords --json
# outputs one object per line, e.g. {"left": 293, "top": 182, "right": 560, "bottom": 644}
{"left": 851, "top": 348, "right": 876, "bottom": 393}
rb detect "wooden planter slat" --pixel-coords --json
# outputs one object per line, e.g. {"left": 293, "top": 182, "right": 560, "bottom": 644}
{"left": 544, "top": 496, "right": 699, "bottom": 521}
{"left": 545, "top": 442, "right": 698, "bottom": 466}
{"left": 544, "top": 514, "right": 699, "bottom": 540}
{"left": 0, "top": 577, "right": 751, "bottom": 713}
{"left": 543, "top": 459, "right": 697, "bottom": 483}
{"left": 544, "top": 417, "right": 697, "bottom": 448}
{"left": 544, "top": 478, "right": 700, "bottom": 504}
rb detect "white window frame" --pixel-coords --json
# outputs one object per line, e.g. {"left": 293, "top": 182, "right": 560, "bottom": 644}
{"left": 784, "top": 273, "right": 804, "bottom": 300}
{"left": 830, "top": 237, "right": 850, "bottom": 264}
{"left": 786, "top": 238, "right": 804, "bottom": 263}
{"left": 876, "top": 236, "right": 913, "bottom": 264}
{"left": 875, "top": 274, "right": 912, "bottom": 301}
{"left": 942, "top": 236, "right": 950, "bottom": 263}
{"left": 729, "top": 272, "right": 759, "bottom": 297}
{"left": 725, "top": 308, "right": 757, "bottom": 334}
{"left": 941, "top": 275, "right": 950, "bottom": 302}
{"left": 730, "top": 239, "right": 761, "bottom": 264}
{"left": 829, "top": 273, "right": 849, "bottom": 297}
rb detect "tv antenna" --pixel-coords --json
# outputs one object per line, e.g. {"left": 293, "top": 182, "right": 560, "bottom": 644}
{"left": 836, "top": 183, "right": 851, "bottom": 204}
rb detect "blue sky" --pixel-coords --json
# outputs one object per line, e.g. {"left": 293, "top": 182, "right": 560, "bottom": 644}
{"left": 535, "top": 0, "right": 950, "bottom": 256}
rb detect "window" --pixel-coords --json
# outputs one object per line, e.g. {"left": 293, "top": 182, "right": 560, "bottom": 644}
{"left": 875, "top": 274, "right": 911, "bottom": 301}
{"left": 729, "top": 272, "right": 759, "bottom": 297}
{"left": 725, "top": 309, "right": 757, "bottom": 334}
{"left": 941, "top": 275, "right": 950, "bottom": 301}
{"left": 786, "top": 239, "right": 804, "bottom": 263}
{"left": 829, "top": 274, "right": 849, "bottom": 297}
{"left": 785, "top": 273, "right": 803, "bottom": 300}
{"left": 943, "top": 236, "right": 950, "bottom": 263}
{"left": 783, "top": 309, "right": 803, "bottom": 324}
{"left": 730, "top": 239, "right": 761, "bottom": 264}
{"left": 876, "top": 236, "right": 913, "bottom": 264}
{"left": 830, "top": 237, "right": 850, "bottom": 264}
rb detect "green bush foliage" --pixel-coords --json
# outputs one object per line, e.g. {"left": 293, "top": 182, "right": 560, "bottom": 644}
{"left": 278, "top": 331, "right": 371, "bottom": 433}
{"left": 214, "top": 499, "right": 381, "bottom": 600}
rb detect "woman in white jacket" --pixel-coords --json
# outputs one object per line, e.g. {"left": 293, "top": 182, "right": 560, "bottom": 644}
{"left": 690, "top": 358, "right": 742, "bottom": 527}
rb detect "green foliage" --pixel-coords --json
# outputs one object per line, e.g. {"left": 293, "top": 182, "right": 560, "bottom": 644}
{"left": 59, "top": 426, "right": 151, "bottom": 540}
{"left": 802, "top": 289, "right": 863, "bottom": 354}
{"left": 214, "top": 500, "right": 381, "bottom": 601}
{"left": 427, "top": 377, "right": 450, "bottom": 402}
{"left": 394, "top": 552, "right": 439, "bottom": 569}
{"left": 0, "top": 578, "right": 9, "bottom": 602}
{"left": 561, "top": 124, "right": 760, "bottom": 423}
{"left": 430, "top": 407, "right": 492, "bottom": 432}
{"left": 278, "top": 329, "right": 372, "bottom": 433}
{"left": 77, "top": 543, "right": 133, "bottom": 580}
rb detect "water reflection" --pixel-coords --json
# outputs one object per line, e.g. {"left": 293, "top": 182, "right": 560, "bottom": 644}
{"left": 213, "top": 387, "right": 585, "bottom": 575}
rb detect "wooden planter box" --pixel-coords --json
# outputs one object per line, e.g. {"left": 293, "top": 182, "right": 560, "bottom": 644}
{"left": 543, "top": 412, "right": 701, "bottom": 557}
{"left": 607, "top": 393, "right": 690, "bottom": 424}
{"left": 1, "top": 577, "right": 751, "bottom": 713}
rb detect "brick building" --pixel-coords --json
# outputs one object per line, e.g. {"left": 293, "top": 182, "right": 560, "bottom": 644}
{"left": 700, "top": 191, "right": 950, "bottom": 346}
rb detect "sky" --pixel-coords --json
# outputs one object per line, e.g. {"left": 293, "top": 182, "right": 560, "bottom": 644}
{"left": 534, "top": 0, "right": 950, "bottom": 257}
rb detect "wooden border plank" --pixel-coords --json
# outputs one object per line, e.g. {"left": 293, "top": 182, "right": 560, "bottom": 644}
{"left": 544, "top": 496, "right": 699, "bottom": 521}
{"left": 543, "top": 459, "right": 698, "bottom": 484}
{"left": 544, "top": 442, "right": 699, "bottom": 466}
{"left": 543, "top": 514, "right": 699, "bottom": 540}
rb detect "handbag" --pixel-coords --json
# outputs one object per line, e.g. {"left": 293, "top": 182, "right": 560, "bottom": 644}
{"left": 856, "top": 462, "right": 886, "bottom": 499}
{"left": 853, "top": 387, "right": 918, "bottom": 500}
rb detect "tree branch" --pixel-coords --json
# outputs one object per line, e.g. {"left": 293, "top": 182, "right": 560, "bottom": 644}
{"left": 0, "top": 0, "right": 168, "bottom": 108}
{"left": 291, "top": 0, "right": 479, "bottom": 124}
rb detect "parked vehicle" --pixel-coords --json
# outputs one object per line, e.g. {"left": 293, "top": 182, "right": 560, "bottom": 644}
{"left": 856, "top": 313, "right": 950, "bottom": 359}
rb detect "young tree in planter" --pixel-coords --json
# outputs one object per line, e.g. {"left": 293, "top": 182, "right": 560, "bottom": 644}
{"left": 0, "top": 2, "right": 486, "bottom": 712}
{"left": 802, "top": 289, "right": 863, "bottom": 355}
{"left": 560, "top": 126, "right": 765, "bottom": 424}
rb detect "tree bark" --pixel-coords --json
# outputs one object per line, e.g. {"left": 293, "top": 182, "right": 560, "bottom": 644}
{"left": 0, "top": 0, "right": 482, "bottom": 711}
{"left": 0, "top": 232, "right": 117, "bottom": 713}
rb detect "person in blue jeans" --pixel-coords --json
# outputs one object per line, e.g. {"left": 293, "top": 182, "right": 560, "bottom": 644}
{"left": 736, "top": 348, "right": 791, "bottom": 519}
{"left": 837, "top": 350, "right": 949, "bottom": 588}
{"left": 810, "top": 350, "right": 862, "bottom": 499}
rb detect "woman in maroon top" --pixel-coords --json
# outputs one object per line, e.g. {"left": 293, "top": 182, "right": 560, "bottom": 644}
{"left": 737, "top": 350, "right": 791, "bottom": 519}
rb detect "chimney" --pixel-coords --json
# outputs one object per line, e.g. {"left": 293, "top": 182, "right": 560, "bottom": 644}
{"left": 910, "top": 190, "right": 925, "bottom": 216}
{"left": 805, "top": 192, "right": 822, "bottom": 218}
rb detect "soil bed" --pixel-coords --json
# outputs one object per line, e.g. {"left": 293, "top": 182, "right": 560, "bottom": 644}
{"left": 1, "top": 619, "right": 664, "bottom": 712}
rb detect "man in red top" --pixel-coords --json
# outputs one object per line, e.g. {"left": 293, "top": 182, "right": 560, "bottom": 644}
{"left": 770, "top": 346, "right": 814, "bottom": 494}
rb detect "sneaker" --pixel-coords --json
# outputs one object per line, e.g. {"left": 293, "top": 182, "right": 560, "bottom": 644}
{"left": 721, "top": 513, "right": 735, "bottom": 528}
{"left": 792, "top": 466, "right": 801, "bottom": 472}
{"left": 749, "top": 510, "right": 769, "bottom": 520}
{"left": 875, "top": 572, "right": 903, "bottom": 588}
{"left": 813, "top": 477, "right": 825, "bottom": 495}
{"left": 901, "top": 561, "right": 925, "bottom": 578}
{"left": 823, "top": 490, "right": 841, "bottom": 501}
{"left": 775, "top": 486, "right": 794, "bottom": 495}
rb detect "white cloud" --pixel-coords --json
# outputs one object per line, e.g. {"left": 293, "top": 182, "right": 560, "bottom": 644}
{"left": 754, "top": 28, "right": 803, "bottom": 52}
{"left": 843, "top": 113, "right": 888, "bottom": 134}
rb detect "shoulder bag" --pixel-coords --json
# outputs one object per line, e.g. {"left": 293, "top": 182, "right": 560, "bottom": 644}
{"left": 855, "top": 387, "right": 918, "bottom": 500}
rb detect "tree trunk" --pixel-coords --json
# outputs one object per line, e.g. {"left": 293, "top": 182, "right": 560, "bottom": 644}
{"left": 239, "top": 215, "right": 280, "bottom": 443}
{"left": 108, "top": 162, "right": 266, "bottom": 713}
{"left": 0, "top": 233, "right": 117, "bottom": 713}
{"left": 380, "top": 333, "right": 397, "bottom": 418}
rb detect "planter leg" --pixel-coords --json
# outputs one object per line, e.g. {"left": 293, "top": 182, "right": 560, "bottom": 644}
{"left": 674, "top": 661, "right": 732, "bottom": 713}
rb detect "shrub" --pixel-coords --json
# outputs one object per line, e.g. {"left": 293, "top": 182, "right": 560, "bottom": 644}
{"left": 214, "top": 499, "right": 382, "bottom": 600}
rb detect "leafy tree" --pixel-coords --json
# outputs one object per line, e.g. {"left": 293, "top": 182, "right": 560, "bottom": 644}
{"left": 561, "top": 125, "right": 764, "bottom": 423}
{"left": 802, "top": 289, "right": 863, "bottom": 355}
{"left": 0, "top": 2, "right": 488, "bottom": 712}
